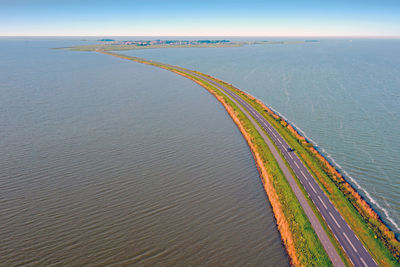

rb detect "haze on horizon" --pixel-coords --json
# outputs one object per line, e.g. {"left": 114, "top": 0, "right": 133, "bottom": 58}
{"left": 1, "top": 0, "right": 399, "bottom": 37}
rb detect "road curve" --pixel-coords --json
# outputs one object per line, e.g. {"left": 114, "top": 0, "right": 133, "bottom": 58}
{"left": 105, "top": 53, "right": 379, "bottom": 267}
{"left": 159, "top": 62, "right": 378, "bottom": 267}
{"left": 181, "top": 68, "right": 378, "bottom": 267}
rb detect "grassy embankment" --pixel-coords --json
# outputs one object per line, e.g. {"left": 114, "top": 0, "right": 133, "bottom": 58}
{"left": 100, "top": 51, "right": 332, "bottom": 266}
{"left": 174, "top": 70, "right": 332, "bottom": 267}
{"left": 94, "top": 51, "right": 399, "bottom": 265}
{"left": 203, "top": 75, "right": 400, "bottom": 266}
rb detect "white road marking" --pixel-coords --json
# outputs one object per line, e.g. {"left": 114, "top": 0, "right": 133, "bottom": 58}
{"left": 201, "top": 78, "right": 379, "bottom": 267}
{"left": 309, "top": 182, "right": 317, "bottom": 193}
{"left": 329, "top": 211, "right": 341, "bottom": 228}
{"left": 343, "top": 232, "right": 358, "bottom": 253}
{"left": 360, "top": 257, "right": 368, "bottom": 267}
{"left": 318, "top": 196, "right": 328, "bottom": 209}
{"left": 294, "top": 161, "right": 299, "bottom": 168}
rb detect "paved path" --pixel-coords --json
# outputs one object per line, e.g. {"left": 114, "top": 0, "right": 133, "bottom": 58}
{"left": 184, "top": 69, "right": 378, "bottom": 267}
{"left": 111, "top": 54, "right": 379, "bottom": 267}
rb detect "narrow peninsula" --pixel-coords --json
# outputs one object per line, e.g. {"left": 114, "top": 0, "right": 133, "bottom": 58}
{"left": 64, "top": 45, "right": 400, "bottom": 266}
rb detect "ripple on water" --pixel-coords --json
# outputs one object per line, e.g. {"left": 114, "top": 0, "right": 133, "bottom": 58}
{"left": 0, "top": 39, "right": 288, "bottom": 266}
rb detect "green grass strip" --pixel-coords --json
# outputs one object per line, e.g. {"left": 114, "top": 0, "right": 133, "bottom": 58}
{"left": 96, "top": 51, "right": 399, "bottom": 265}
{"left": 206, "top": 76, "right": 400, "bottom": 266}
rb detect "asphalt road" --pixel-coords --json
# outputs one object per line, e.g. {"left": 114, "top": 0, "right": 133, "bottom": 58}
{"left": 121, "top": 55, "right": 379, "bottom": 267}
{"left": 162, "top": 64, "right": 377, "bottom": 267}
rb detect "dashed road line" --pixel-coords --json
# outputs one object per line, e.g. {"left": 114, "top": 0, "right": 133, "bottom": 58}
{"left": 181, "top": 71, "right": 377, "bottom": 267}
{"left": 309, "top": 182, "right": 317, "bottom": 194}
{"left": 329, "top": 211, "right": 341, "bottom": 228}
{"left": 294, "top": 161, "right": 299, "bottom": 168}
{"left": 318, "top": 196, "right": 328, "bottom": 209}
{"left": 343, "top": 232, "right": 357, "bottom": 253}
{"left": 360, "top": 257, "right": 368, "bottom": 267}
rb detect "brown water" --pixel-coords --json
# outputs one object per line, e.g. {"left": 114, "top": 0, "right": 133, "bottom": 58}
{"left": 0, "top": 38, "right": 289, "bottom": 266}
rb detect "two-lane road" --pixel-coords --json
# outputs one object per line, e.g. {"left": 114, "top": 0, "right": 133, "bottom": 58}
{"left": 171, "top": 65, "right": 377, "bottom": 267}
{"left": 116, "top": 55, "right": 378, "bottom": 266}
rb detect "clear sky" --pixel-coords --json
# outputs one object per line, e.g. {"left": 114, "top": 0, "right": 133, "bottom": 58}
{"left": 1, "top": 0, "right": 399, "bottom": 37}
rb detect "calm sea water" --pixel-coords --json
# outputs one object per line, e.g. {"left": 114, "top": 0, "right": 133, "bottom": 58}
{"left": 122, "top": 39, "right": 400, "bottom": 235}
{"left": 0, "top": 38, "right": 289, "bottom": 266}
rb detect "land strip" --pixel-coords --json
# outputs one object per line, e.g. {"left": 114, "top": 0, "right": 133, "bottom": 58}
{"left": 92, "top": 50, "right": 399, "bottom": 266}
{"left": 59, "top": 39, "right": 317, "bottom": 51}
{"left": 209, "top": 78, "right": 400, "bottom": 266}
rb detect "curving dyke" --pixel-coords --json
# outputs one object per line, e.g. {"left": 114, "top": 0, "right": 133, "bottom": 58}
{"left": 98, "top": 51, "right": 382, "bottom": 267}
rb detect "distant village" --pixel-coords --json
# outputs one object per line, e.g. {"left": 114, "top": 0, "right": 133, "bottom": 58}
{"left": 98, "top": 39, "right": 231, "bottom": 46}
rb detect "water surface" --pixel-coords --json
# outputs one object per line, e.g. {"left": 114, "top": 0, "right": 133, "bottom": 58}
{"left": 122, "top": 39, "right": 400, "bottom": 234}
{"left": 0, "top": 38, "right": 289, "bottom": 266}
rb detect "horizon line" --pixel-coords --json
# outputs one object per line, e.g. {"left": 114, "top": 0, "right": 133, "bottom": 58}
{"left": 1, "top": 35, "right": 400, "bottom": 39}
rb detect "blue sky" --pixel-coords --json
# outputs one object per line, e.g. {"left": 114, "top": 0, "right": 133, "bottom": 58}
{"left": 1, "top": 0, "right": 399, "bottom": 36}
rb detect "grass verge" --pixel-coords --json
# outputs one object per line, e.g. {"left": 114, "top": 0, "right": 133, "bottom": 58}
{"left": 204, "top": 75, "right": 400, "bottom": 266}
{"left": 95, "top": 51, "right": 399, "bottom": 265}
{"left": 98, "top": 51, "right": 334, "bottom": 265}
{"left": 183, "top": 75, "right": 333, "bottom": 266}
